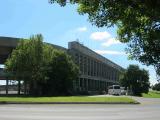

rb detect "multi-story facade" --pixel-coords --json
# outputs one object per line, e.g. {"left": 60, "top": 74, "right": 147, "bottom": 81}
{"left": 0, "top": 37, "right": 124, "bottom": 94}
{"left": 68, "top": 41, "right": 124, "bottom": 92}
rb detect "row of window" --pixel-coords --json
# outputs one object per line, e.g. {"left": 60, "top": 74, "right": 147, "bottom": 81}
{"left": 73, "top": 78, "right": 114, "bottom": 91}
{"left": 73, "top": 53, "right": 119, "bottom": 81}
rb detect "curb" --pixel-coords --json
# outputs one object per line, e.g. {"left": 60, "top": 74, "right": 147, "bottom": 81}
{"left": 0, "top": 101, "right": 140, "bottom": 104}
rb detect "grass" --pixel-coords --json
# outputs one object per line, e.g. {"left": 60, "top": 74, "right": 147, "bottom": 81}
{"left": 142, "top": 91, "right": 160, "bottom": 98}
{"left": 0, "top": 96, "right": 137, "bottom": 103}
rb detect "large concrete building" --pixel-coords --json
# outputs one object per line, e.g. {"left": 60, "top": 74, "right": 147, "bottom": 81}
{"left": 0, "top": 36, "right": 123, "bottom": 93}
{"left": 68, "top": 41, "right": 123, "bottom": 92}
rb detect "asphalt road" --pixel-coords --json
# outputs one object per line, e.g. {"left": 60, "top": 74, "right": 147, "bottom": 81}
{"left": 0, "top": 97, "right": 160, "bottom": 120}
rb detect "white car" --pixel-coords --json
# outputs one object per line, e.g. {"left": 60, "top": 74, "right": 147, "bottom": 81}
{"left": 120, "top": 87, "right": 126, "bottom": 95}
{"left": 108, "top": 85, "right": 121, "bottom": 95}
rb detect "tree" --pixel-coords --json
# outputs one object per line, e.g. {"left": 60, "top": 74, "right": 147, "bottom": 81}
{"left": 49, "top": 0, "right": 160, "bottom": 77}
{"left": 5, "top": 34, "right": 79, "bottom": 96}
{"left": 42, "top": 50, "right": 79, "bottom": 96}
{"left": 152, "top": 82, "right": 160, "bottom": 91}
{"left": 5, "top": 34, "right": 45, "bottom": 95}
{"left": 120, "top": 65, "right": 150, "bottom": 96}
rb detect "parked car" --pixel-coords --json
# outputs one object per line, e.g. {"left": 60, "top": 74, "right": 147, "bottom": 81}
{"left": 120, "top": 87, "right": 126, "bottom": 95}
{"left": 108, "top": 85, "right": 121, "bottom": 95}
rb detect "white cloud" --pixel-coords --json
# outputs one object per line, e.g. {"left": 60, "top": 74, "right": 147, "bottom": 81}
{"left": 77, "top": 27, "right": 87, "bottom": 32}
{"left": 101, "top": 38, "right": 121, "bottom": 47}
{"left": 90, "top": 31, "right": 111, "bottom": 41}
{"left": 94, "top": 50, "right": 126, "bottom": 55}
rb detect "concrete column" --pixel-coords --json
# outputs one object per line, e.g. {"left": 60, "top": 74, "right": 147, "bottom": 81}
{"left": 89, "top": 59, "right": 92, "bottom": 76}
{"left": 95, "top": 61, "right": 97, "bottom": 77}
{"left": 78, "top": 78, "right": 81, "bottom": 91}
{"left": 91, "top": 80, "right": 94, "bottom": 91}
{"left": 86, "top": 57, "right": 88, "bottom": 75}
{"left": 92, "top": 60, "right": 95, "bottom": 76}
{"left": 101, "top": 64, "right": 102, "bottom": 77}
{"left": 78, "top": 54, "right": 81, "bottom": 74}
{"left": 87, "top": 58, "right": 89, "bottom": 75}
{"left": 106, "top": 66, "right": 108, "bottom": 79}
{"left": 100, "top": 63, "right": 101, "bottom": 77}
{"left": 24, "top": 80, "right": 27, "bottom": 95}
{"left": 18, "top": 80, "right": 21, "bottom": 95}
{"left": 98, "top": 80, "right": 100, "bottom": 91}
{"left": 84, "top": 56, "right": 86, "bottom": 75}
{"left": 82, "top": 78, "right": 84, "bottom": 91}
{"left": 92, "top": 80, "right": 94, "bottom": 91}
{"left": 80, "top": 55, "right": 82, "bottom": 73}
{"left": 88, "top": 79, "right": 89, "bottom": 91}
{"left": 82, "top": 56, "right": 84, "bottom": 75}
{"left": 90, "top": 60, "right": 93, "bottom": 76}
{"left": 6, "top": 79, "right": 8, "bottom": 95}
{"left": 86, "top": 79, "right": 88, "bottom": 91}
{"left": 97, "top": 62, "right": 99, "bottom": 77}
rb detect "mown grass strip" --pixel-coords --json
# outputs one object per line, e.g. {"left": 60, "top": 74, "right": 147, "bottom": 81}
{"left": 0, "top": 96, "right": 137, "bottom": 103}
{"left": 143, "top": 91, "right": 160, "bottom": 98}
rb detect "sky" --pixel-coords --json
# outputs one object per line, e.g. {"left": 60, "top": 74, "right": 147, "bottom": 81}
{"left": 0, "top": 0, "right": 158, "bottom": 85}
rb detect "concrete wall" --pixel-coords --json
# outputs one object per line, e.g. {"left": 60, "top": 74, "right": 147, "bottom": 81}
{"left": 0, "top": 37, "right": 19, "bottom": 64}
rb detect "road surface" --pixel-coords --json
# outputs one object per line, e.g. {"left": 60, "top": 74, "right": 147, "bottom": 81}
{"left": 0, "top": 97, "right": 160, "bottom": 120}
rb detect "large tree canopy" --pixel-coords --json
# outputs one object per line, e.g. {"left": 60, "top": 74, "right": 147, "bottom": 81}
{"left": 5, "top": 35, "right": 45, "bottom": 95}
{"left": 5, "top": 34, "right": 79, "bottom": 96}
{"left": 152, "top": 82, "right": 160, "bottom": 91}
{"left": 42, "top": 50, "right": 79, "bottom": 96}
{"left": 120, "top": 64, "right": 150, "bottom": 96}
{"left": 49, "top": 0, "right": 160, "bottom": 76}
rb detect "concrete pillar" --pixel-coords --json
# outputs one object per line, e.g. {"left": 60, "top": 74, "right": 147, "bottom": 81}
{"left": 18, "top": 80, "right": 21, "bottom": 95}
{"left": 98, "top": 80, "right": 100, "bottom": 91}
{"left": 88, "top": 79, "right": 89, "bottom": 91}
{"left": 87, "top": 58, "right": 89, "bottom": 75}
{"left": 24, "top": 80, "right": 27, "bottom": 95}
{"left": 90, "top": 79, "right": 92, "bottom": 90}
{"left": 92, "top": 80, "right": 94, "bottom": 91}
{"left": 100, "top": 63, "right": 101, "bottom": 77}
{"left": 78, "top": 78, "right": 81, "bottom": 91}
{"left": 78, "top": 53, "right": 81, "bottom": 75}
{"left": 84, "top": 56, "right": 86, "bottom": 75}
{"left": 82, "top": 56, "right": 84, "bottom": 75}
{"left": 90, "top": 60, "right": 93, "bottom": 76}
{"left": 89, "top": 59, "right": 92, "bottom": 76}
{"left": 95, "top": 61, "right": 97, "bottom": 77}
{"left": 97, "top": 62, "right": 99, "bottom": 77}
{"left": 86, "top": 57, "right": 88, "bottom": 76}
{"left": 86, "top": 79, "right": 88, "bottom": 91}
{"left": 6, "top": 79, "right": 8, "bottom": 95}
{"left": 81, "top": 78, "right": 84, "bottom": 91}
{"left": 92, "top": 60, "right": 94, "bottom": 76}
{"left": 84, "top": 78, "right": 86, "bottom": 90}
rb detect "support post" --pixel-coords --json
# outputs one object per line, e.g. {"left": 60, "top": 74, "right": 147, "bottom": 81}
{"left": 24, "top": 80, "right": 27, "bottom": 95}
{"left": 18, "top": 80, "right": 21, "bottom": 95}
{"left": 6, "top": 79, "right": 8, "bottom": 95}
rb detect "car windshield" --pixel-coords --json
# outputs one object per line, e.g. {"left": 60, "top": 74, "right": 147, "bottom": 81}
{"left": 114, "top": 86, "right": 120, "bottom": 89}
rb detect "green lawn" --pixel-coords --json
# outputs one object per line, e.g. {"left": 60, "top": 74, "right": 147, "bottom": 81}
{"left": 0, "top": 96, "right": 137, "bottom": 103}
{"left": 142, "top": 91, "right": 160, "bottom": 98}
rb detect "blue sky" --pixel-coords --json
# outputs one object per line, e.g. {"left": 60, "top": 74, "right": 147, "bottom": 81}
{"left": 0, "top": 0, "right": 157, "bottom": 85}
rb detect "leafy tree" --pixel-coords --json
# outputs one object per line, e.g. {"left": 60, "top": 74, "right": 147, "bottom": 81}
{"left": 152, "top": 82, "right": 160, "bottom": 91}
{"left": 5, "top": 34, "right": 45, "bottom": 95}
{"left": 5, "top": 34, "right": 79, "bottom": 96}
{"left": 49, "top": 0, "right": 160, "bottom": 76}
{"left": 120, "top": 65, "right": 150, "bottom": 96}
{"left": 42, "top": 50, "right": 79, "bottom": 96}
